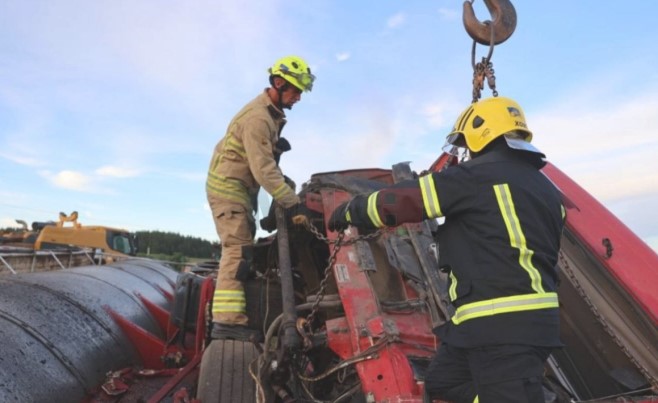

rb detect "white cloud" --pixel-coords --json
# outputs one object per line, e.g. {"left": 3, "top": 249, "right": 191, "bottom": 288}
{"left": 387, "top": 13, "right": 406, "bottom": 29}
{"left": 336, "top": 52, "right": 351, "bottom": 62}
{"left": 52, "top": 170, "right": 92, "bottom": 190}
{"left": 95, "top": 165, "right": 140, "bottom": 178}
{"left": 39, "top": 170, "right": 111, "bottom": 194}
{"left": 0, "top": 152, "right": 42, "bottom": 167}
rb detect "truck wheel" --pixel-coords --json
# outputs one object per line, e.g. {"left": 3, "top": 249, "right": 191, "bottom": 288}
{"left": 196, "top": 339, "right": 260, "bottom": 403}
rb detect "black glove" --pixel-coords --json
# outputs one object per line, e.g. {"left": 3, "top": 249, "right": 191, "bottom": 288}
{"left": 328, "top": 195, "right": 380, "bottom": 232}
{"left": 274, "top": 137, "right": 291, "bottom": 164}
{"left": 328, "top": 201, "right": 351, "bottom": 232}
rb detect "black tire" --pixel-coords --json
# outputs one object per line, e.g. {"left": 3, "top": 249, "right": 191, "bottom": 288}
{"left": 197, "top": 339, "right": 259, "bottom": 403}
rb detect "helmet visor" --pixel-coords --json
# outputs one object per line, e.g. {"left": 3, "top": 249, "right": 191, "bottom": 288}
{"left": 279, "top": 64, "right": 315, "bottom": 91}
{"left": 442, "top": 133, "right": 467, "bottom": 156}
{"left": 503, "top": 134, "right": 545, "bottom": 157}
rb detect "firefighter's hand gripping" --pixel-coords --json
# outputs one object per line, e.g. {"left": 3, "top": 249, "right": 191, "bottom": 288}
{"left": 328, "top": 195, "right": 376, "bottom": 232}
{"left": 327, "top": 201, "right": 351, "bottom": 232}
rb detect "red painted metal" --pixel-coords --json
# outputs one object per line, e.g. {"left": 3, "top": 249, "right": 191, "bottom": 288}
{"left": 137, "top": 292, "right": 175, "bottom": 335}
{"left": 156, "top": 285, "right": 175, "bottom": 303}
{"left": 96, "top": 274, "right": 214, "bottom": 401}
{"left": 105, "top": 306, "right": 170, "bottom": 369}
{"left": 319, "top": 182, "right": 436, "bottom": 402}
{"left": 542, "top": 162, "right": 658, "bottom": 325}
{"left": 194, "top": 277, "right": 215, "bottom": 355}
{"left": 146, "top": 353, "right": 202, "bottom": 403}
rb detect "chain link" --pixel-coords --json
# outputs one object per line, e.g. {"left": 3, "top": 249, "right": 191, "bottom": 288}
{"left": 302, "top": 220, "right": 384, "bottom": 326}
{"left": 472, "top": 58, "right": 497, "bottom": 103}
{"left": 469, "top": 17, "right": 498, "bottom": 103}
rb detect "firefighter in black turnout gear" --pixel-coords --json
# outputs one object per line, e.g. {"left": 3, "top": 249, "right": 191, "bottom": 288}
{"left": 329, "top": 97, "right": 566, "bottom": 403}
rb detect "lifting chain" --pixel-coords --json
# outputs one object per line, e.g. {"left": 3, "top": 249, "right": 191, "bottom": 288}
{"left": 470, "top": 23, "right": 498, "bottom": 103}
{"left": 301, "top": 219, "right": 384, "bottom": 327}
{"left": 464, "top": 0, "right": 517, "bottom": 103}
{"left": 558, "top": 250, "right": 658, "bottom": 391}
{"left": 472, "top": 57, "right": 497, "bottom": 103}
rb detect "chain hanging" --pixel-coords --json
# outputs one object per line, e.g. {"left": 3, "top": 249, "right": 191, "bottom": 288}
{"left": 470, "top": 20, "right": 499, "bottom": 103}
{"left": 301, "top": 219, "right": 384, "bottom": 326}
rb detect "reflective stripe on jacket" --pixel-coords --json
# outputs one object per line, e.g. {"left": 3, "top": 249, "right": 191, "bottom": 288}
{"left": 206, "top": 91, "right": 299, "bottom": 210}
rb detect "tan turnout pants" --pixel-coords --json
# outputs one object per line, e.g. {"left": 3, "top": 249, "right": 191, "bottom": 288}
{"left": 208, "top": 197, "right": 255, "bottom": 325}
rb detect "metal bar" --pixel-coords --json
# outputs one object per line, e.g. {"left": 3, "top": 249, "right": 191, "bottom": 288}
{"left": 0, "top": 255, "right": 17, "bottom": 274}
{"left": 48, "top": 250, "right": 66, "bottom": 269}
{"left": 275, "top": 204, "right": 300, "bottom": 349}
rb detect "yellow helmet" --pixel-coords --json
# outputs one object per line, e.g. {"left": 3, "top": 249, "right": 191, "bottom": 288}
{"left": 445, "top": 97, "right": 541, "bottom": 155}
{"left": 268, "top": 55, "right": 315, "bottom": 92}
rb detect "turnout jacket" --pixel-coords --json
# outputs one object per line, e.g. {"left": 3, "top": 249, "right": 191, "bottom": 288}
{"left": 345, "top": 148, "right": 565, "bottom": 347}
{"left": 206, "top": 91, "right": 299, "bottom": 211}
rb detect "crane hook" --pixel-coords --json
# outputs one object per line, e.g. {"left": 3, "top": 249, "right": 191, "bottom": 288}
{"left": 463, "top": 0, "right": 517, "bottom": 46}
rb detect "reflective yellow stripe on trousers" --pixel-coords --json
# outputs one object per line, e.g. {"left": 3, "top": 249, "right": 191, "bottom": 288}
{"left": 212, "top": 289, "right": 247, "bottom": 314}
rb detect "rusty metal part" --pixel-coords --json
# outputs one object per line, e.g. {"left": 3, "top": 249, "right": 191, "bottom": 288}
{"left": 295, "top": 317, "right": 314, "bottom": 351}
{"left": 471, "top": 58, "right": 498, "bottom": 102}
{"left": 463, "top": 0, "right": 517, "bottom": 45}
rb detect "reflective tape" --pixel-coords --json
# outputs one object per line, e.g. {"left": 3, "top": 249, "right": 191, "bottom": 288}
{"left": 419, "top": 175, "right": 442, "bottom": 218}
{"left": 452, "top": 292, "right": 559, "bottom": 325}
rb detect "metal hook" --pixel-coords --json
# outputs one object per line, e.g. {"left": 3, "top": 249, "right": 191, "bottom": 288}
{"left": 463, "top": 0, "right": 517, "bottom": 46}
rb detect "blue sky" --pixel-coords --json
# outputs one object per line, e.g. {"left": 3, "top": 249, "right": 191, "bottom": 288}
{"left": 1, "top": 1, "right": 657, "bottom": 253}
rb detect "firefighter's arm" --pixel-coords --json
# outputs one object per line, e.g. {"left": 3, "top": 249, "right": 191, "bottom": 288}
{"left": 328, "top": 178, "right": 437, "bottom": 232}
{"left": 242, "top": 118, "right": 299, "bottom": 208}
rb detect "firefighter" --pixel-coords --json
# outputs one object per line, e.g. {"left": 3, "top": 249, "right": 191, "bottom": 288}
{"left": 206, "top": 55, "right": 315, "bottom": 341}
{"left": 329, "top": 96, "right": 565, "bottom": 402}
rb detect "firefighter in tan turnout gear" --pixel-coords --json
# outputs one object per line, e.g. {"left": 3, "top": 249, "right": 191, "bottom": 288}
{"left": 206, "top": 55, "right": 315, "bottom": 341}
{"left": 329, "top": 97, "right": 565, "bottom": 402}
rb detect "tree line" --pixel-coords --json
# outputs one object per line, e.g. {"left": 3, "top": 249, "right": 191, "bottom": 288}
{"left": 136, "top": 230, "right": 219, "bottom": 260}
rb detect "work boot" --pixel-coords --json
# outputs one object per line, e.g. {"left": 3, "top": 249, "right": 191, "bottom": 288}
{"left": 211, "top": 323, "right": 263, "bottom": 343}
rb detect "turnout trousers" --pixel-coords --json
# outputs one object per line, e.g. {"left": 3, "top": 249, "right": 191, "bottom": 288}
{"left": 208, "top": 197, "right": 256, "bottom": 326}
{"left": 425, "top": 343, "right": 553, "bottom": 403}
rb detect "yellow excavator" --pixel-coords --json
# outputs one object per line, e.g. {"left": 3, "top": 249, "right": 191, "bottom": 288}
{"left": 27, "top": 211, "right": 137, "bottom": 259}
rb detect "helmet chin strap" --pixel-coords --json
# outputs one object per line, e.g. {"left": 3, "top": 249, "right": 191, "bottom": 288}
{"left": 276, "top": 82, "right": 293, "bottom": 110}
{"left": 269, "top": 75, "right": 294, "bottom": 110}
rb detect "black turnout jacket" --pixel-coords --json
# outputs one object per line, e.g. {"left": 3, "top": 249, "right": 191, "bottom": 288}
{"left": 344, "top": 147, "right": 565, "bottom": 348}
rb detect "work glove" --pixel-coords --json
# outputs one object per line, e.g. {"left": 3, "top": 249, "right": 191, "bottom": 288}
{"left": 328, "top": 201, "right": 351, "bottom": 232}
{"left": 328, "top": 195, "right": 379, "bottom": 232}
{"left": 274, "top": 137, "right": 291, "bottom": 164}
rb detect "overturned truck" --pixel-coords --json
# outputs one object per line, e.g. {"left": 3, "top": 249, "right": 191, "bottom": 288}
{"left": 0, "top": 158, "right": 657, "bottom": 402}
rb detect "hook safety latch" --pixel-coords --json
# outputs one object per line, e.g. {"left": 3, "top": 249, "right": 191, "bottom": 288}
{"left": 463, "top": 0, "right": 517, "bottom": 45}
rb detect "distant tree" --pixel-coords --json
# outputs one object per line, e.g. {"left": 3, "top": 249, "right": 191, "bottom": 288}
{"left": 135, "top": 230, "right": 218, "bottom": 259}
